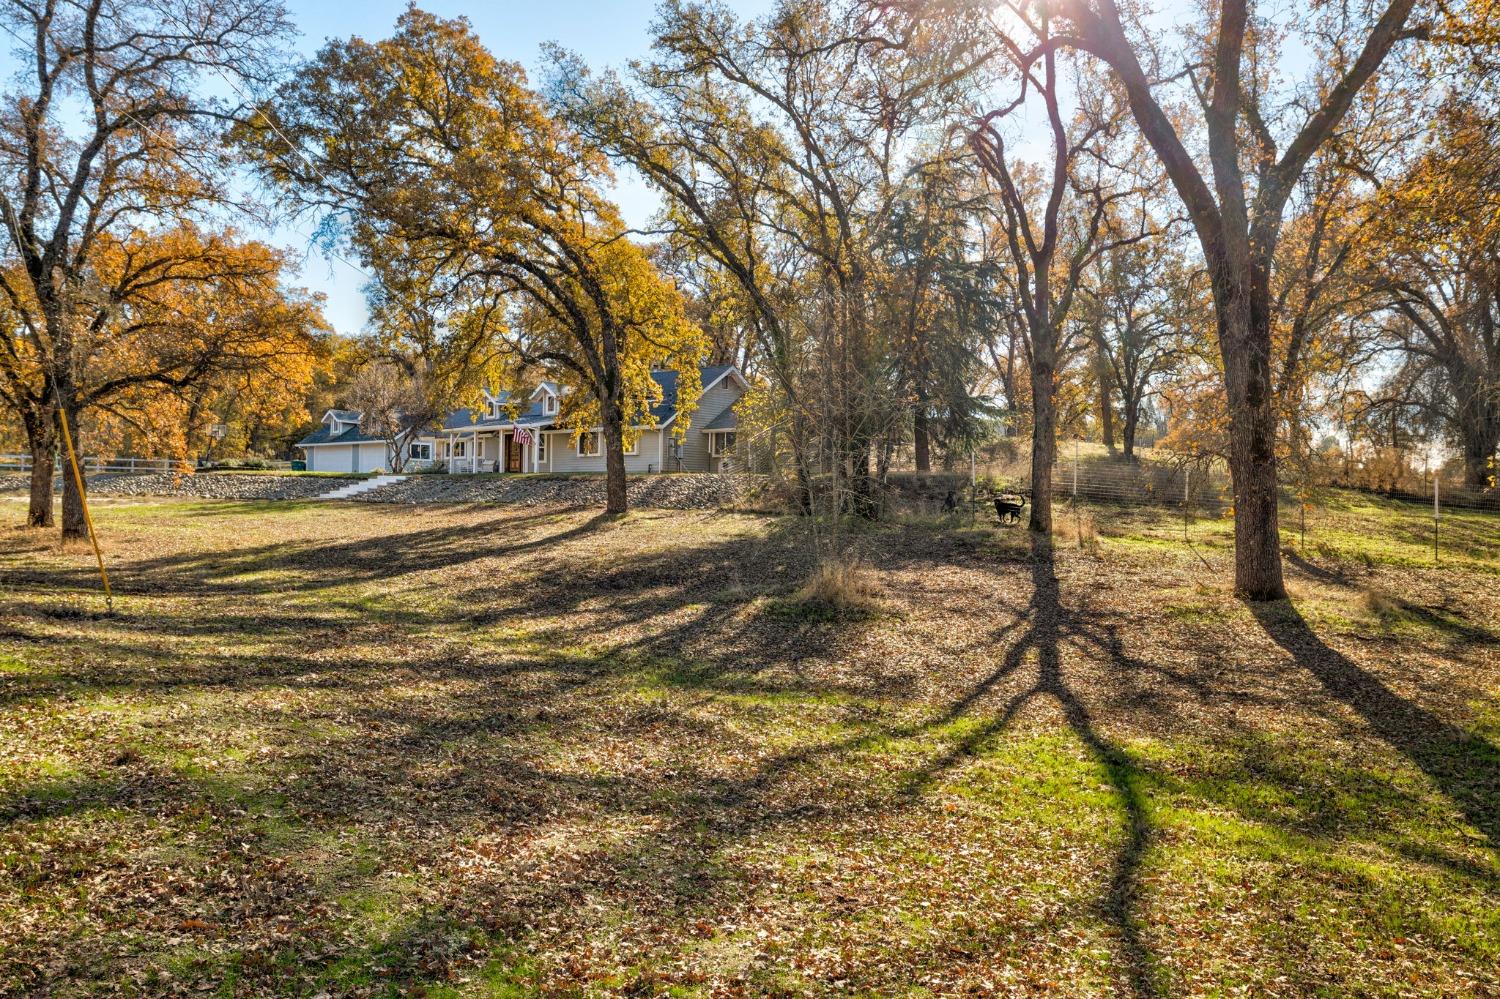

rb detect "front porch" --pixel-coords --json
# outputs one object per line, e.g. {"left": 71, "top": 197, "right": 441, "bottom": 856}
{"left": 442, "top": 426, "right": 546, "bottom": 475}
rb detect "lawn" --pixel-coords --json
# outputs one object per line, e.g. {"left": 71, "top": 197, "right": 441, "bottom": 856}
{"left": 1, "top": 493, "right": 1497, "bottom": 997}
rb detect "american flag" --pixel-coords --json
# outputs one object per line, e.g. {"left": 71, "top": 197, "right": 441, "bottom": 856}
{"left": 513, "top": 427, "right": 533, "bottom": 445}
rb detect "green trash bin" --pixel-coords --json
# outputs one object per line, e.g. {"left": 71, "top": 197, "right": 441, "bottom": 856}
{"left": 291, "top": 460, "right": 306, "bottom": 472}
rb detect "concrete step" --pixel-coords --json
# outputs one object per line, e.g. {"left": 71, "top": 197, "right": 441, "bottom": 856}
{"left": 315, "top": 474, "right": 407, "bottom": 500}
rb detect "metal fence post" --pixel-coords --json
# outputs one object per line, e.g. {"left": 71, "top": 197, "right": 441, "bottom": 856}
{"left": 1182, "top": 466, "right": 1190, "bottom": 542}
{"left": 1433, "top": 475, "right": 1440, "bottom": 564}
{"left": 970, "top": 447, "right": 977, "bottom": 526}
{"left": 1073, "top": 439, "right": 1081, "bottom": 539}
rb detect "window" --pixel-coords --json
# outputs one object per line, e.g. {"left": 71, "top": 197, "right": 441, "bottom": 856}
{"left": 622, "top": 435, "right": 639, "bottom": 456}
{"left": 409, "top": 441, "right": 433, "bottom": 461}
{"left": 537, "top": 434, "right": 547, "bottom": 463}
{"left": 710, "top": 432, "right": 737, "bottom": 456}
{"left": 576, "top": 432, "right": 601, "bottom": 457}
{"left": 452, "top": 440, "right": 467, "bottom": 458}
{"left": 544, "top": 395, "right": 557, "bottom": 414}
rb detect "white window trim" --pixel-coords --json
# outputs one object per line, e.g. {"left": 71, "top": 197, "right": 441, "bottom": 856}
{"left": 622, "top": 436, "right": 640, "bottom": 457}
{"left": 576, "top": 432, "right": 601, "bottom": 457}
{"left": 452, "top": 440, "right": 467, "bottom": 458}
{"left": 409, "top": 441, "right": 433, "bottom": 460}
{"left": 544, "top": 395, "right": 558, "bottom": 414}
{"left": 537, "top": 434, "right": 547, "bottom": 462}
{"left": 709, "top": 431, "right": 736, "bottom": 457}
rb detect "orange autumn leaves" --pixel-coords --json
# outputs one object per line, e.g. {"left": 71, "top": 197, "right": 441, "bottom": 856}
{"left": 1, "top": 225, "right": 329, "bottom": 461}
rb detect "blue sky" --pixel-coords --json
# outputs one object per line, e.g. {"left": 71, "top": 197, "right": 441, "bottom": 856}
{"left": 279, "top": 1, "right": 774, "bottom": 336}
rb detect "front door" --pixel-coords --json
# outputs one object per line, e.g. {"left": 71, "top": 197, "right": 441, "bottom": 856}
{"left": 506, "top": 435, "right": 524, "bottom": 473}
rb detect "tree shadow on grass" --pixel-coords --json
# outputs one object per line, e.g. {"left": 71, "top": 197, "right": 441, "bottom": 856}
{"left": 899, "top": 531, "right": 1161, "bottom": 997}
{"left": 1249, "top": 598, "right": 1500, "bottom": 852}
{"left": 14, "top": 509, "right": 1496, "bottom": 994}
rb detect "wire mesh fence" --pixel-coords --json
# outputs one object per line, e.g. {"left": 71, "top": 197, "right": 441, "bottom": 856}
{"left": 854, "top": 439, "right": 1499, "bottom": 571}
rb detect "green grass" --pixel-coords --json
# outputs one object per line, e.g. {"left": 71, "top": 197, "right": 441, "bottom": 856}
{"left": 0, "top": 492, "right": 1496, "bottom": 995}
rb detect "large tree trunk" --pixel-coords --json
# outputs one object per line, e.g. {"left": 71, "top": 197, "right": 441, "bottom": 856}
{"left": 1121, "top": 393, "right": 1140, "bottom": 462}
{"left": 1029, "top": 356, "right": 1056, "bottom": 534}
{"left": 23, "top": 407, "right": 57, "bottom": 528}
{"left": 601, "top": 405, "right": 628, "bottom": 515}
{"left": 1456, "top": 382, "right": 1499, "bottom": 489}
{"left": 846, "top": 432, "right": 878, "bottom": 519}
{"left": 788, "top": 412, "right": 814, "bottom": 514}
{"left": 1217, "top": 279, "right": 1287, "bottom": 601}
{"left": 59, "top": 406, "right": 89, "bottom": 542}
{"left": 1095, "top": 350, "right": 1116, "bottom": 456}
{"left": 913, "top": 401, "right": 931, "bottom": 473}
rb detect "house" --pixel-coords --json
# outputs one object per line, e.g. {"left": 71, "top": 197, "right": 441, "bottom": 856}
{"left": 297, "top": 364, "right": 749, "bottom": 475}
{"left": 295, "top": 409, "right": 439, "bottom": 474}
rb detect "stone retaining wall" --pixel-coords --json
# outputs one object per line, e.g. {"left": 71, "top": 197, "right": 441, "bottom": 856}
{"left": 88, "top": 473, "right": 363, "bottom": 500}
{"left": 1, "top": 470, "right": 776, "bottom": 510}
{"left": 358, "top": 472, "right": 765, "bottom": 510}
{"left": 0, "top": 472, "right": 360, "bottom": 500}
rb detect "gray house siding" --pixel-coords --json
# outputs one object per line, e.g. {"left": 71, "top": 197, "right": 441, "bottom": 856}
{"left": 546, "top": 429, "right": 667, "bottom": 474}
{"left": 674, "top": 378, "right": 741, "bottom": 472}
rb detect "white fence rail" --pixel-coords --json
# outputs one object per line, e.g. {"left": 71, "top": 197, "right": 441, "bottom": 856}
{"left": 0, "top": 453, "right": 293, "bottom": 474}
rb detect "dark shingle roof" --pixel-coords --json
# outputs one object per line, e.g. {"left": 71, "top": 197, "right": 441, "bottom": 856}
{"left": 702, "top": 407, "right": 738, "bottom": 431}
{"left": 648, "top": 369, "right": 679, "bottom": 425}
{"left": 700, "top": 364, "right": 738, "bottom": 389}
{"left": 441, "top": 407, "right": 478, "bottom": 430}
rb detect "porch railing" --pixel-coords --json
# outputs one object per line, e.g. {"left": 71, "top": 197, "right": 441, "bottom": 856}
{"left": 448, "top": 456, "right": 499, "bottom": 475}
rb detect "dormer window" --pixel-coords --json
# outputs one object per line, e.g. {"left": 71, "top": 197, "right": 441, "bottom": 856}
{"left": 544, "top": 395, "right": 557, "bottom": 415}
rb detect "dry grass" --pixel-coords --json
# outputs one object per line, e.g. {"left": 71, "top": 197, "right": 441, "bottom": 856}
{"left": 1054, "top": 505, "right": 1100, "bottom": 550}
{"left": 1361, "top": 586, "right": 1400, "bottom": 616}
{"left": 789, "top": 555, "right": 884, "bottom": 619}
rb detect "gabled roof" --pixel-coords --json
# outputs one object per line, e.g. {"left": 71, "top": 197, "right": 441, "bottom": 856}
{"left": 300, "top": 408, "right": 438, "bottom": 448}
{"left": 297, "top": 422, "right": 386, "bottom": 447}
{"left": 700, "top": 364, "right": 743, "bottom": 391}
{"left": 650, "top": 365, "right": 745, "bottom": 427}
{"left": 437, "top": 365, "right": 748, "bottom": 434}
{"left": 440, "top": 398, "right": 552, "bottom": 433}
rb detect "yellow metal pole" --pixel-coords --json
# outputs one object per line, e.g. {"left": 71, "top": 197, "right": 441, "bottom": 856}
{"left": 56, "top": 404, "right": 113, "bottom": 613}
